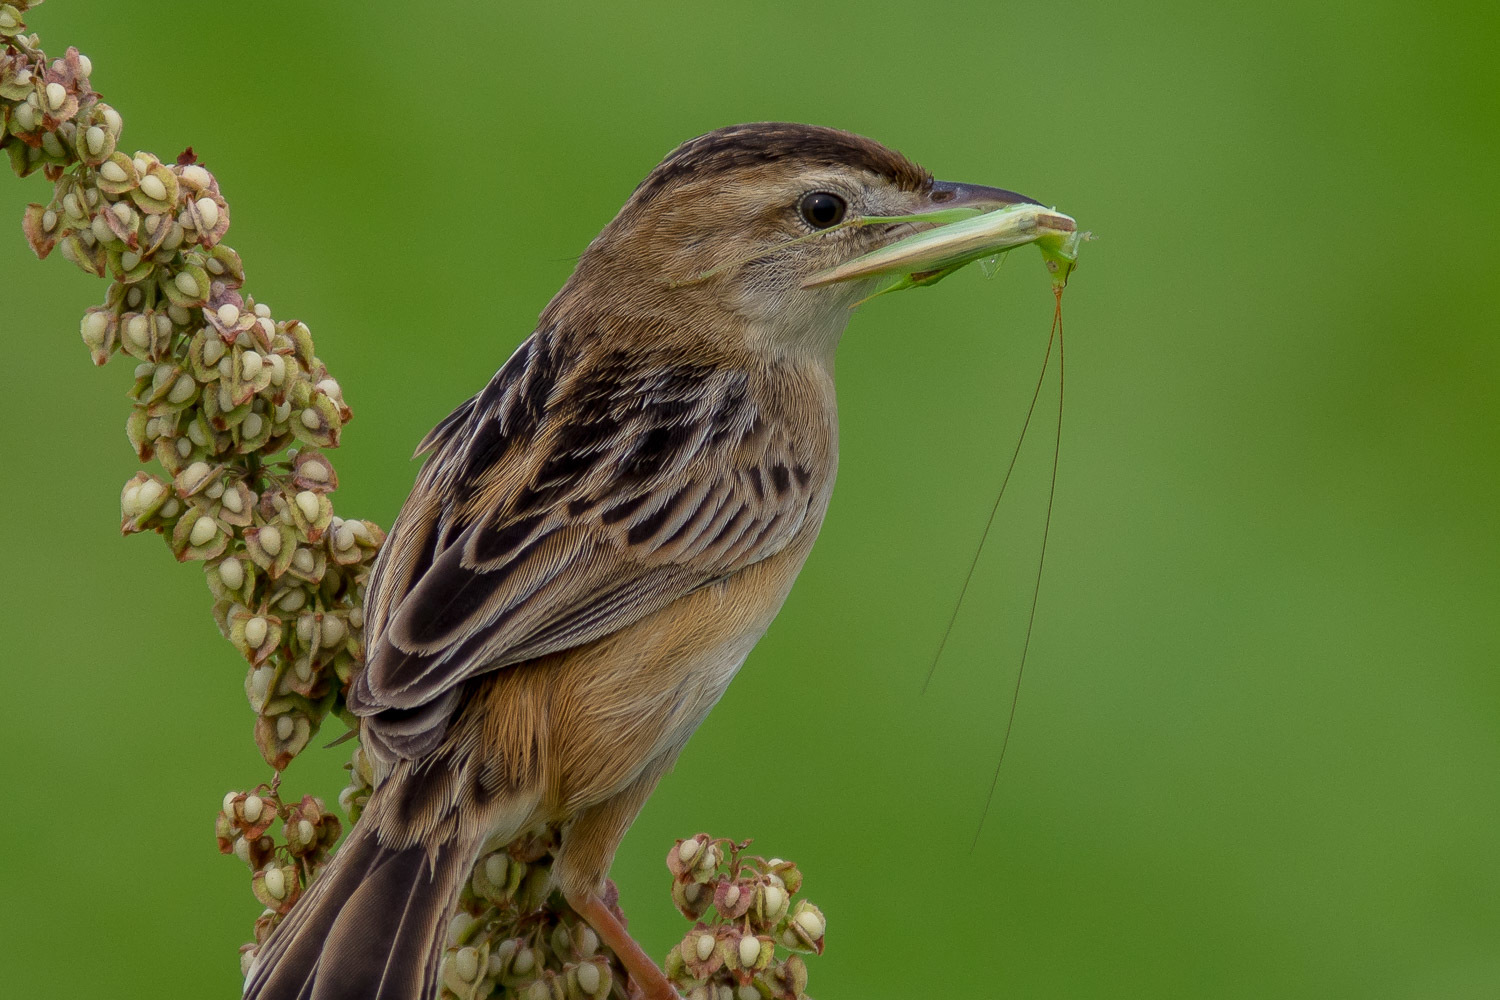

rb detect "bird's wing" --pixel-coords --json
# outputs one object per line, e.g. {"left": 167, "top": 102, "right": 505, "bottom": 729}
{"left": 348, "top": 327, "right": 822, "bottom": 752}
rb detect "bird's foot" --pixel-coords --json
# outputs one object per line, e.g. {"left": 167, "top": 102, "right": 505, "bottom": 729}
{"left": 565, "top": 888, "right": 682, "bottom": 1000}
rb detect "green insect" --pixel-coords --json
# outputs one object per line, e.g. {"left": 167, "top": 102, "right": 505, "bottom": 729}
{"left": 803, "top": 200, "right": 1086, "bottom": 296}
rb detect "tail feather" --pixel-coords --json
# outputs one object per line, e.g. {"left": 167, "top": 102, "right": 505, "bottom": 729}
{"left": 244, "top": 821, "right": 476, "bottom": 1000}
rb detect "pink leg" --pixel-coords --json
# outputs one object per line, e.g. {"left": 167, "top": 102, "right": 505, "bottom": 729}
{"left": 565, "top": 888, "right": 679, "bottom": 1000}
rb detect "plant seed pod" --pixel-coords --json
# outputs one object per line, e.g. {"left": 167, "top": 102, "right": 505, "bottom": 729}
{"left": 170, "top": 503, "right": 228, "bottom": 561}
{"left": 669, "top": 835, "right": 719, "bottom": 881}
{"left": 672, "top": 875, "right": 713, "bottom": 921}
{"left": 128, "top": 158, "right": 178, "bottom": 216}
{"left": 252, "top": 863, "right": 302, "bottom": 914}
{"left": 23, "top": 201, "right": 62, "bottom": 260}
{"left": 714, "top": 878, "right": 753, "bottom": 920}
{"left": 255, "top": 707, "right": 314, "bottom": 769}
{"left": 778, "top": 900, "right": 825, "bottom": 955}
{"left": 571, "top": 959, "right": 605, "bottom": 1000}
{"left": 755, "top": 882, "right": 788, "bottom": 927}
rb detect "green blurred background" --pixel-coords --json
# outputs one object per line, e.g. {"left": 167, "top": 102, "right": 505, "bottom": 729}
{"left": 3, "top": 2, "right": 1497, "bottom": 996}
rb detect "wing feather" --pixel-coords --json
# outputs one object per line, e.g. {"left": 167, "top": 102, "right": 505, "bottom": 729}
{"left": 349, "top": 327, "right": 822, "bottom": 754}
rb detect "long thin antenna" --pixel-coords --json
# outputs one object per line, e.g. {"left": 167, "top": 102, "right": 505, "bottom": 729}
{"left": 971, "top": 287, "right": 1066, "bottom": 849}
{"left": 921, "top": 326, "right": 1057, "bottom": 694}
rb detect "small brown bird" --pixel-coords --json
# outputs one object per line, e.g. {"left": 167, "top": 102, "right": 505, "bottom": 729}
{"left": 245, "top": 122, "right": 1035, "bottom": 1000}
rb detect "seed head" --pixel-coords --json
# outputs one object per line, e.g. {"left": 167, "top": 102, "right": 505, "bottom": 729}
{"left": 258, "top": 526, "right": 282, "bottom": 557}
{"left": 219, "top": 557, "right": 245, "bottom": 590}
{"left": 244, "top": 616, "right": 267, "bottom": 648}
{"left": 189, "top": 515, "right": 217, "bottom": 546}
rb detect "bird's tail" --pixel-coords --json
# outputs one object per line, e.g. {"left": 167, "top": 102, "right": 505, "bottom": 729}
{"left": 242, "top": 814, "right": 479, "bottom": 1000}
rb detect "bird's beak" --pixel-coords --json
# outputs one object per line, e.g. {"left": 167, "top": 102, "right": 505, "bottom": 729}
{"left": 926, "top": 180, "right": 1040, "bottom": 212}
{"left": 802, "top": 180, "right": 1078, "bottom": 289}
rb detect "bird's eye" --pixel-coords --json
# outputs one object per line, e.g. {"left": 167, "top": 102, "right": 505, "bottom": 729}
{"left": 798, "top": 191, "right": 847, "bottom": 229}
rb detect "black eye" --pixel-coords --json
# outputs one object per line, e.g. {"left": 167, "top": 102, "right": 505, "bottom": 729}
{"left": 798, "top": 191, "right": 847, "bottom": 229}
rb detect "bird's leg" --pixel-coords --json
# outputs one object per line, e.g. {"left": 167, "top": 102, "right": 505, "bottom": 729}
{"left": 565, "top": 888, "right": 680, "bottom": 1000}
{"left": 556, "top": 763, "right": 681, "bottom": 999}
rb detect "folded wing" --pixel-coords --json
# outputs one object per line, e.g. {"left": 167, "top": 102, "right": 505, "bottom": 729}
{"left": 348, "top": 327, "right": 820, "bottom": 758}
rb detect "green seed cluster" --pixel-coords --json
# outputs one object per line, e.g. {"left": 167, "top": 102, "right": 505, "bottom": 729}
{"left": 665, "top": 836, "right": 826, "bottom": 1000}
{"left": 228, "top": 744, "right": 375, "bottom": 975}
{"left": 337, "top": 741, "right": 376, "bottom": 826}
{"left": 438, "top": 826, "right": 626, "bottom": 1000}
{"left": 2, "top": 4, "right": 383, "bottom": 773}
{"left": 5, "top": 5, "right": 392, "bottom": 969}
{"left": 215, "top": 786, "right": 344, "bottom": 976}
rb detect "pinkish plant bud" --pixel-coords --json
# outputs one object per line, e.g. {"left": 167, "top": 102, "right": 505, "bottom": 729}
{"left": 669, "top": 834, "right": 721, "bottom": 881}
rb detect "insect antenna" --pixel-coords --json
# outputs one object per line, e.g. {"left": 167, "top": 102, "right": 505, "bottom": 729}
{"left": 971, "top": 285, "right": 1067, "bottom": 849}
{"left": 921, "top": 317, "right": 1057, "bottom": 694}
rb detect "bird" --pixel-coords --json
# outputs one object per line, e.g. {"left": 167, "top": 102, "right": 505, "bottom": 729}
{"left": 244, "top": 121, "right": 1037, "bottom": 1000}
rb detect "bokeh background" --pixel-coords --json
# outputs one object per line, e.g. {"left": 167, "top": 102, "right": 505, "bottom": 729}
{"left": 3, "top": 2, "right": 1497, "bottom": 996}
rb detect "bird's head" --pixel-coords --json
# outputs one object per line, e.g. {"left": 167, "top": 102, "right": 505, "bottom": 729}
{"left": 542, "top": 122, "right": 1037, "bottom": 360}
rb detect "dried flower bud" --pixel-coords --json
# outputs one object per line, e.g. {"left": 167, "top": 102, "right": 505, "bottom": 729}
{"left": 285, "top": 545, "right": 323, "bottom": 585}
{"left": 59, "top": 230, "right": 106, "bottom": 275}
{"left": 79, "top": 117, "right": 112, "bottom": 163}
{"left": 186, "top": 191, "right": 229, "bottom": 245}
